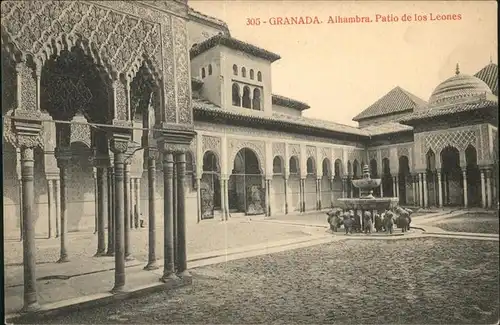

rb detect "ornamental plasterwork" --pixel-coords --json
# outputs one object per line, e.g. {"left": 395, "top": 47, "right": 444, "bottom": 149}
{"left": 320, "top": 147, "right": 331, "bottom": 161}
{"left": 272, "top": 142, "right": 286, "bottom": 158}
{"left": 424, "top": 128, "right": 478, "bottom": 158}
{"left": 195, "top": 122, "right": 361, "bottom": 147}
{"left": 173, "top": 17, "right": 191, "bottom": 125}
{"left": 368, "top": 150, "right": 377, "bottom": 162}
{"left": 333, "top": 148, "right": 343, "bottom": 161}
{"left": 380, "top": 148, "right": 390, "bottom": 160}
{"left": 70, "top": 122, "right": 91, "bottom": 148}
{"left": 306, "top": 145, "right": 316, "bottom": 159}
{"left": 227, "top": 138, "right": 265, "bottom": 170}
{"left": 397, "top": 146, "right": 410, "bottom": 159}
{"left": 288, "top": 144, "right": 301, "bottom": 158}
{"left": 202, "top": 135, "right": 221, "bottom": 159}
{"left": 479, "top": 124, "right": 490, "bottom": 162}
{"left": 1, "top": 1, "right": 162, "bottom": 76}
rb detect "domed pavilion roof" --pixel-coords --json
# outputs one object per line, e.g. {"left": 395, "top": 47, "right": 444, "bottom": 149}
{"left": 428, "top": 64, "right": 493, "bottom": 106}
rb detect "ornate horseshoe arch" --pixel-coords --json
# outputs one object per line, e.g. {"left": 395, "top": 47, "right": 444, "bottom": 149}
{"left": 228, "top": 139, "right": 265, "bottom": 174}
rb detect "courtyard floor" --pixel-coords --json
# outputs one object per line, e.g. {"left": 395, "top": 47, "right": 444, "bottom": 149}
{"left": 5, "top": 209, "right": 499, "bottom": 323}
{"left": 14, "top": 237, "right": 499, "bottom": 325}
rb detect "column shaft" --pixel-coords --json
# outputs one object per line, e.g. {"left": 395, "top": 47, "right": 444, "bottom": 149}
{"left": 196, "top": 178, "right": 201, "bottom": 223}
{"left": 480, "top": 170, "right": 486, "bottom": 208}
{"left": 175, "top": 152, "right": 189, "bottom": 276}
{"left": 124, "top": 163, "right": 132, "bottom": 260}
{"left": 462, "top": 169, "right": 468, "bottom": 208}
{"left": 130, "top": 178, "right": 135, "bottom": 229}
{"left": 162, "top": 152, "right": 176, "bottom": 281}
{"left": 135, "top": 178, "right": 141, "bottom": 228}
{"left": 21, "top": 147, "right": 39, "bottom": 312}
{"left": 47, "top": 180, "right": 54, "bottom": 238}
{"left": 112, "top": 152, "right": 126, "bottom": 292}
{"left": 57, "top": 160, "right": 69, "bottom": 263}
{"left": 106, "top": 167, "right": 115, "bottom": 256}
{"left": 144, "top": 155, "right": 158, "bottom": 270}
{"left": 220, "top": 177, "right": 226, "bottom": 221}
{"left": 437, "top": 172, "right": 443, "bottom": 208}
{"left": 486, "top": 170, "right": 492, "bottom": 208}
{"left": 55, "top": 179, "right": 60, "bottom": 238}
{"left": 284, "top": 178, "right": 289, "bottom": 214}
{"left": 422, "top": 173, "right": 428, "bottom": 208}
{"left": 96, "top": 168, "right": 107, "bottom": 256}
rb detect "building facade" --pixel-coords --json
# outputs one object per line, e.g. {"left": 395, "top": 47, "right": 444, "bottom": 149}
{"left": 2, "top": 0, "right": 498, "bottom": 312}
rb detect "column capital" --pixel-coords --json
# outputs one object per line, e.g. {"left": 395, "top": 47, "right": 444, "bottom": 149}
{"left": 54, "top": 146, "right": 72, "bottom": 168}
{"left": 110, "top": 134, "right": 131, "bottom": 154}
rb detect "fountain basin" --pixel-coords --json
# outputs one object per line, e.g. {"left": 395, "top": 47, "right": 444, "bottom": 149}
{"left": 337, "top": 197, "right": 399, "bottom": 211}
{"left": 352, "top": 178, "right": 381, "bottom": 189}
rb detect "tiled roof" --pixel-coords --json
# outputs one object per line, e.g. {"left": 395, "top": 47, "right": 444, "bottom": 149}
{"left": 474, "top": 63, "right": 498, "bottom": 95}
{"left": 352, "top": 86, "right": 427, "bottom": 121}
{"left": 192, "top": 98, "right": 414, "bottom": 137}
{"left": 190, "top": 34, "right": 281, "bottom": 63}
{"left": 360, "top": 122, "right": 413, "bottom": 136}
{"left": 188, "top": 7, "right": 230, "bottom": 35}
{"left": 193, "top": 98, "right": 368, "bottom": 136}
{"left": 272, "top": 94, "right": 310, "bottom": 111}
{"left": 191, "top": 77, "right": 203, "bottom": 90}
{"left": 399, "top": 99, "right": 498, "bottom": 123}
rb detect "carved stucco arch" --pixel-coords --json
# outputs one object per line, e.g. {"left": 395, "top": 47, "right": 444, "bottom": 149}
{"left": 228, "top": 139, "right": 265, "bottom": 175}
{"left": 425, "top": 129, "right": 479, "bottom": 168}
{"left": 126, "top": 54, "right": 163, "bottom": 89}
{"left": 201, "top": 135, "right": 221, "bottom": 168}
{"left": 397, "top": 146, "right": 413, "bottom": 173}
{"left": 1, "top": 0, "right": 162, "bottom": 79}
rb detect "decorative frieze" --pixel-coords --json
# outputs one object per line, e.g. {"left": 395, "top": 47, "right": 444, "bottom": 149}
{"left": 306, "top": 145, "right": 316, "bottom": 159}
{"left": 272, "top": 142, "right": 286, "bottom": 158}
{"left": 202, "top": 135, "right": 221, "bottom": 158}
{"left": 227, "top": 138, "right": 265, "bottom": 170}
{"left": 288, "top": 144, "right": 301, "bottom": 158}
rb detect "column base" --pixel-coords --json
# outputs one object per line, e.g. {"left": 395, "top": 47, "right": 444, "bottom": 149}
{"left": 125, "top": 255, "right": 135, "bottom": 261}
{"left": 105, "top": 251, "right": 115, "bottom": 257}
{"left": 57, "top": 255, "right": 69, "bottom": 263}
{"left": 21, "top": 302, "right": 40, "bottom": 313}
{"left": 177, "top": 270, "right": 192, "bottom": 285}
{"left": 160, "top": 272, "right": 179, "bottom": 283}
{"left": 94, "top": 250, "right": 107, "bottom": 257}
{"left": 110, "top": 285, "right": 125, "bottom": 294}
{"left": 144, "top": 261, "right": 160, "bottom": 271}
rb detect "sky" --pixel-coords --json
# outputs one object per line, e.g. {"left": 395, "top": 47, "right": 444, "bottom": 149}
{"left": 189, "top": 0, "right": 498, "bottom": 126}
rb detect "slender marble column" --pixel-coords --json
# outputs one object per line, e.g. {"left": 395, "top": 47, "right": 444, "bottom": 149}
{"left": 341, "top": 178, "right": 346, "bottom": 198}
{"left": 19, "top": 176, "right": 24, "bottom": 241}
{"left": 161, "top": 152, "right": 177, "bottom": 281}
{"left": 56, "top": 151, "right": 70, "bottom": 263}
{"left": 443, "top": 174, "right": 448, "bottom": 206}
{"left": 220, "top": 177, "right": 226, "bottom": 221}
{"left": 395, "top": 176, "right": 400, "bottom": 199}
{"left": 173, "top": 164, "right": 179, "bottom": 268}
{"left": 135, "top": 178, "right": 141, "bottom": 228}
{"left": 47, "top": 180, "right": 54, "bottom": 239}
{"left": 95, "top": 168, "right": 107, "bottom": 256}
{"left": 106, "top": 167, "right": 115, "bottom": 256}
{"left": 144, "top": 151, "right": 159, "bottom": 270}
{"left": 422, "top": 173, "right": 428, "bottom": 208}
{"left": 196, "top": 178, "right": 201, "bottom": 223}
{"left": 480, "top": 170, "right": 486, "bottom": 208}
{"left": 129, "top": 178, "right": 135, "bottom": 229}
{"left": 317, "top": 178, "right": 322, "bottom": 210}
{"left": 93, "top": 169, "right": 98, "bottom": 234}
{"left": 21, "top": 147, "right": 40, "bottom": 312}
{"left": 418, "top": 173, "right": 423, "bottom": 207}
{"left": 486, "top": 169, "right": 492, "bottom": 208}
{"left": 267, "top": 179, "right": 272, "bottom": 216}
{"left": 55, "top": 179, "right": 60, "bottom": 238}
{"left": 124, "top": 162, "right": 132, "bottom": 260}
{"left": 176, "top": 152, "right": 189, "bottom": 276}
{"left": 284, "top": 177, "right": 289, "bottom": 214}
{"left": 330, "top": 178, "right": 334, "bottom": 208}
{"left": 462, "top": 168, "right": 468, "bottom": 208}
{"left": 380, "top": 182, "right": 384, "bottom": 197}
{"left": 300, "top": 178, "right": 306, "bottom": 212}
{"left": 437, "top": 171, "right": 443, "bottom": 208}
{"left": 225, "top": 179, "right": 230, "bottom": 220}
{"left": 111, "top": 149, "right": 126, "bottom": 293}
{"left": 412, "top": 175, "right": 417, "bottom": 205}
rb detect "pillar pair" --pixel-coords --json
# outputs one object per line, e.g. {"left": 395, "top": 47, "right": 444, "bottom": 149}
{"left": 159, "top": 150, "right": 190, "bottom": 281}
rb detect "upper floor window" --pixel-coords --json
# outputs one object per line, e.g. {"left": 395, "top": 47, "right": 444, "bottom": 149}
{"left": 250, "top": 69, "right": 254, "bottom": 80}
{"left": 232, "top": 83, "right": 241, "bottom": 106}
{"left": 208, "top": 64, "right": 212, "bottom": 75}
{"left": 257, "top": 71, "right": 262, "bottom": 82}
{"left": 201, "top": 67, "right": 206, "bottom": 78}
{"left": 252, "top": 88, "right": 261, "bottom": 110}
{"left": 241, "top": 67, "right": 247, "bottom": 77}
{"left": 233, "top": 64, "right": 238, "bottom": 75}
{"left": 242, "top": 86, "right": 251, "bottom": 108}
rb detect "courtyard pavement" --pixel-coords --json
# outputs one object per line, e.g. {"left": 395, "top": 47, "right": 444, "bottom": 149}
{"left": 4, "top": 208, "right": 499, "bottom": 320}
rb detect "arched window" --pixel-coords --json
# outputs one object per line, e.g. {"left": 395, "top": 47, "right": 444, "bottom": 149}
{"left": 273, "top": 156, "right": 283, "bottom": 174}
{"left": 252, "top": 88, "right": 261, "bottom": 110}
{"left": 201, "top": 67, "right": 206, "bottom": 78}
{"left": 233, "top": 64, "right": 238, "bottom": 75}
{"left": 241, "top": 67, "right": 247, "bottom": 78}
{"left": 289, "top": 156, "right": 299, "bottom": 174}
{"left": 257, "top": 71, "right": 262, "bottom": 82}
{"left": 307, "top": 158, "right": 315, "bottom": 175}
{"left": 242, "top": 86, "right": 251, "bottom": 108}
{"left": 232, "top": 83, "right": 241, "bottom": 106}
{"left": 250, "top": 69, "right": 254, "bottom": 80}
{"left": 208, "top": 64, "right": 212, "bottom": 75}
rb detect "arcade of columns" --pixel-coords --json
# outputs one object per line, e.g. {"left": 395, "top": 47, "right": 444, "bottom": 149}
{"left": 1, "top": 0, "right": 197, "bottom": 312}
